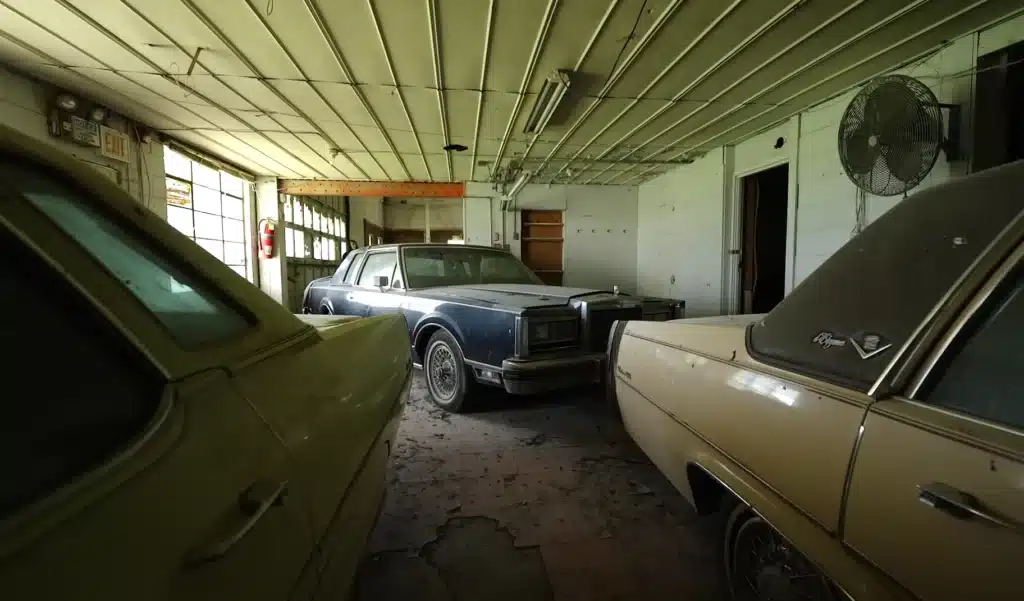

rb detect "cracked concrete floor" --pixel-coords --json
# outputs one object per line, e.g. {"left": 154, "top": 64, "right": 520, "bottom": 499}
{"left": 353, "top": 375, "right": 726, "bottom": 601}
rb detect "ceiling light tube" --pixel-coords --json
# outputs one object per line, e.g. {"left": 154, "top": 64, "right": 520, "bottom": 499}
{"left": 508, "top": 170, "right": 532, "bottom": 197}
{"left": 523, "top": 70, "right": 571, "bottom": 136}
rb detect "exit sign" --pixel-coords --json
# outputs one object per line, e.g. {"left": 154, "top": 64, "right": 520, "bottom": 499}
{"left": 100, "top": 125, "right": 131, "bottom": 163}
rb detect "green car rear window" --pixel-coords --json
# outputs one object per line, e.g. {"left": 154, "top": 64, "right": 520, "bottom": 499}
{"left": 5, "top": 157, "right": 253, "bottom": 348}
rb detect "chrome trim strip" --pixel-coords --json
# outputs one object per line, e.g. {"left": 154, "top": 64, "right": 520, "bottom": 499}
{"left": 837, "top": 407, "right": 871, "bottom": 541}
{"left": 625, "top": 331, "right": 870, "bottom": 409}
{"left": 465, "top": 358, "right": 503, "bottom": 371}
{"left": 906, "top": 241, "right": 1024, "bottom": 399}
{"left": 875, "top": 397, "right": 1023, "bottom": 455}
{"left": 504, "top": 352, "right": 604, "bottom": 371}
{"left": 867, "top": 210, "right": 1024, "bottom": 398}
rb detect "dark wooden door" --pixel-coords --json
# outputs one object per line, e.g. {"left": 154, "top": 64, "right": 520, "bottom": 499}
{"left": 521, "top": 210, "right": 563, "bottom": 285}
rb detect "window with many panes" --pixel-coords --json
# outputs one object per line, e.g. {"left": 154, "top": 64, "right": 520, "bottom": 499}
{"left": 282, "top": 195, "right": 346, "bottom": 262}
{"left": 164, "top": 147, "right": 251, "bottom": 281}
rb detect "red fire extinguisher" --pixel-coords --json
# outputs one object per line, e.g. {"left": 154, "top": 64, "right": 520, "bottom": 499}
{"left": 258, "top": 219, "right": 277, "bottom": 259}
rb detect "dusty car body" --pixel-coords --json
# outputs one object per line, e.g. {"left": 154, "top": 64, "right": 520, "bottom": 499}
{"left": 0, "top": 125, "right": 411, "bottom": 600}
{"left": 301, "top": 243, "right": 683, "bottom": 411}
{"left": 608, "top": 160, "right": 1024, "bottom": 601}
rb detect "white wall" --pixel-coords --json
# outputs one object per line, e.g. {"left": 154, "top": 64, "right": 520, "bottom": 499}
{"left": 464, "top": 182, "right": 640, "bottom": 293}
{"left": 563, "top": 185, "right": 638, "bottom": 292}
{"left": 349, "top": 196, "right": 384, "bottom": 247}
{"left": 0, "top": 65, "right": 166, "bottom": 216}
{"left": 636, "top": 12, "right": 1024, "bottom": 315}
{"left": 382, "top": 198, "right": 464, "bottom": 239}
{"left": 637, "top": 148, "right": 727, "bottom": 315}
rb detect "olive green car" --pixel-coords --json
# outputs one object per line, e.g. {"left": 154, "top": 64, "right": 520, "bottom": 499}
{"left": 608, "top": 160, "right": 1024, "bottom": 601}
{"left": 0, "top": 126, "right": 411, "bottom": 600}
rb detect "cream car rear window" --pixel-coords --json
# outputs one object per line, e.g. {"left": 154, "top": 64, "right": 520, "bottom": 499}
{"left": 747, "top": 161, "right": 1024, "bottom": 391}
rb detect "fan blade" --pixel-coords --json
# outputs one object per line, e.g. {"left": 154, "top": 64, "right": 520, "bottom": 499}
{"left": 843, "top": 125, "right": 879, "bottom": 175}
{"left": 872, "top": 82, "right": 918, "bottom": 132}
{"left": 884, "top": 143, "right": 923, "bottom": 184}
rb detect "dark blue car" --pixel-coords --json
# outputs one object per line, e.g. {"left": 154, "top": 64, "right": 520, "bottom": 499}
{"left": 301, "top": 243, "right": 683, "bottom": 412}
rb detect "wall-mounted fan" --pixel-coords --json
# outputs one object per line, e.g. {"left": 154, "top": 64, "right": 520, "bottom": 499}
{"left": 838, "top": 74, "right": 959, "bottom": 197}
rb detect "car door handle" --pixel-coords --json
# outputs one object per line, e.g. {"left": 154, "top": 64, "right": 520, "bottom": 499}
{"left": 917, "top": 482, "right": 1019, "bottom": 532}
{"left": 184, "top": 479, "right": 289, "bottom": 567}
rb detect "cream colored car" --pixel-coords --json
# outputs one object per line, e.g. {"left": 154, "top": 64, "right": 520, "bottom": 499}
{"left": 0, "top": 126, "right": 411, "bottom": 600}
{"left": 608, "top": 160, "right": 1024, "bottom": 601}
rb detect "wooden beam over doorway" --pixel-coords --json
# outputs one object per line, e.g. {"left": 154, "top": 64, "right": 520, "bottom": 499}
{"left": 279, "top": 179, "right": 465, "bottom": 198}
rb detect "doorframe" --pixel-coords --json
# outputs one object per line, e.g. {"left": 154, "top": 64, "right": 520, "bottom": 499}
{"left": 722, "top": 157, "right": 798, "bottom": 315}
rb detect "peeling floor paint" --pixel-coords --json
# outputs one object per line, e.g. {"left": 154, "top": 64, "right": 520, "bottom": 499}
{"left": 353, "top": 375, "right": 727, "bottom": 600}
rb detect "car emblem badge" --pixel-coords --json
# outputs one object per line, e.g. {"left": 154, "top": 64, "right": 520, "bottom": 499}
{"left": 812, "top": 332, "right": 846, "bottom": 349}
{"left": 849, "top": 332, "right": 892, "bottom": 360}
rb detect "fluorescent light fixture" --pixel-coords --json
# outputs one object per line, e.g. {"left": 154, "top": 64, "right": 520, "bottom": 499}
{"left": 507, "top": 170, "right": 532, "bottom": 197}
{"left": 523, "top": 70, "right": 571, "bottom": 136}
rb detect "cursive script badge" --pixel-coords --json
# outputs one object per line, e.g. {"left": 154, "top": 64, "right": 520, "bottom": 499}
{"left": 813, "top": 332, "right": 847, "bottom": 349}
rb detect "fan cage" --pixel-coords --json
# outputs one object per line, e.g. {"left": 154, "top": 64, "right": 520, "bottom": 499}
{"left": 838, "top": 74, "right": 943, "bottom": 197}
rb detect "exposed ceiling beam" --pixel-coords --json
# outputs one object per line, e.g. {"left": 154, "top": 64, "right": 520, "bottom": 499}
{"left": 45, "top": 0, "right": 319, "bottom": 176}
{"left": 546, "top": 0, "right": 745, "bottom": 183}
{"left": 622, "top": 0, "right": 1015, "bottom": 184}
{"left": 562, "top": 0, "right": 805, "bottom": 184}
{"left": 492, "top": 0, "right": 560, "bottom": 170}
{"left": 589, "top": 0, "right": 935, "bottom": 184}
{"left": 525, "top": 0, "right": 684, "bottom": 183}
{"left": 518, "top": 0, "right": 619, "bottom": 165}
{"left": 0, "top": 30, "right": 277, "bottom": 176}
{"left": 0, "top": 0, "right": 298, "bottom": 176}
{"left": 176, "top": 0, "right": 371, "bottom": 179}
{"left": 230, "top": 0, "right": 384, "bottom": 179}
{"left": 301, "top": 0, "right": 412, "bottom": 180}
{"left": 367, "top": 0, "right": 431, "bottom": 180}
{"left": 114, "top": 0, "right": 337, "bottom": 178}
{"left": 280, "top": 179, "right": 465, "bottom": 198}
{"left": 469, "top": 0, "right": 496, "bottom": 183}
{"left": 426, "top": 0, "right": 453, "bottom": 181}
{"left": 581, "top": 0, "right": 870, "bottom": 184}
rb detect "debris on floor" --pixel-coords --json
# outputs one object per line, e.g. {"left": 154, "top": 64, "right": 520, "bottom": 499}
{"left": 355, "top": 375, "right": 725, "bottom": 600}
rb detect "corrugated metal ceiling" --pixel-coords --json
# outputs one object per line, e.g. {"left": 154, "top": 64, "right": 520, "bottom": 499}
{"left": 0, "top": 0, "right": 1020, "bottom": 185}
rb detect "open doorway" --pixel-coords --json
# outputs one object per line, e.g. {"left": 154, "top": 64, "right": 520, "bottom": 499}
{"left": 739, "top": 164, "right": 788, "bottom": 314}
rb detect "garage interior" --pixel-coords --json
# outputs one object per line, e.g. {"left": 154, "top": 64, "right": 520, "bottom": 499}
{"left": 2, "top": 0, "right": 1024, "bottom": 599}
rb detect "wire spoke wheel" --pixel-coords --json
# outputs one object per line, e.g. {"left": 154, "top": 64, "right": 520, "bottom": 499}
{"left": 730, "top": 515, "right": 834, "bottom": 601}
{"left": 426, "top": 342, "right": 459, "bottom": 403}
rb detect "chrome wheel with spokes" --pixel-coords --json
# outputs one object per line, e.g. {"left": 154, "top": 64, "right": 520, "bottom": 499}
{"left": 426, "top": 342, "right": 458, "bottom": 403}
{"left": 729, "top": 514, "right": 834, "bottom": 601}
{"left": 422, "top": 329, "right": 475, "bottom": 412}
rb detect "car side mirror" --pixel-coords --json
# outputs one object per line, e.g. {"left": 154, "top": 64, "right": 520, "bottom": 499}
{"left": 372, "top": 275, "right": 389, "bottom": 288}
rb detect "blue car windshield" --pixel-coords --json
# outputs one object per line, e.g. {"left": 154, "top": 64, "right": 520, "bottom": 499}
{"left": 403, "top": 247, "right": 542, "bottom": 289}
